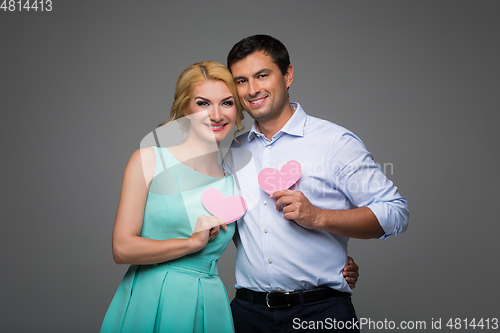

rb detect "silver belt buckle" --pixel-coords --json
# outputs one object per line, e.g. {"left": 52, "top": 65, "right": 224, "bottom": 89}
{"left": 265, "top": 291, "right": 290, "bottom": 308}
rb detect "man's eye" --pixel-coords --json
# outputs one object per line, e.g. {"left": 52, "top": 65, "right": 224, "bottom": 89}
{"left": 258, "top": 74, "right": 267, "bottom": 78}
{"left": 237, "top": 79, "right": 246, "bottom": 84}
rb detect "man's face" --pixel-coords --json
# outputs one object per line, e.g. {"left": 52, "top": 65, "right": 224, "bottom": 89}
{"left": 230, "top": 51, "right": 293, "bottom": 124}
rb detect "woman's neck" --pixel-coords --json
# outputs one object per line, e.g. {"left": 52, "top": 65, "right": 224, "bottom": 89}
{"left": 170, "top": 135, "right": 224, "bottom": 177}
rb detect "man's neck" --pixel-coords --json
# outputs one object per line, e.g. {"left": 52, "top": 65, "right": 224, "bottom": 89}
{"left": 257, "top": 103, "right": 295, "bottom": 140}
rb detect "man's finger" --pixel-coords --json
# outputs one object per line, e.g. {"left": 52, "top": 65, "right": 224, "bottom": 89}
{"left": 275, "top": 196, "right": 295, "bottom": 211}
{"left": 343, "top": 271, "right": 359, "bottom": 278}
{"left": 270, "top": 189, "right": 296, "bottom": 199}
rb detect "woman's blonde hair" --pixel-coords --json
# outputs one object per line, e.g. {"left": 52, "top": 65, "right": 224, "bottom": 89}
{"left": 160, "top": 61, "right": 244, "bottom": 138}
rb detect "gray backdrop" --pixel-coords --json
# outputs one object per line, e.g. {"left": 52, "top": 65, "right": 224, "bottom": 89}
{"left": 1, "top": 1, "right": 499, "bottom": 332}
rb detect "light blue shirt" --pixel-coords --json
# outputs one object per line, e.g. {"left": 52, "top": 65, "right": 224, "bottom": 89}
{"left": 223, "top": 103, "right": 409, "bottom": 293}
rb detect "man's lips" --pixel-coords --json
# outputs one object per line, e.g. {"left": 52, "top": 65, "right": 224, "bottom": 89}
{"left": 248, "top": 96, "right": 267, "bottom": 107}
{"left": 203, "top": 123, "right": 227, "bottom": 131}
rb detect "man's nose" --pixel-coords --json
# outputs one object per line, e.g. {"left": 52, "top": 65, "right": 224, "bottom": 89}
{"left": 249, "top": 79, "right": 261, "bottom": 97}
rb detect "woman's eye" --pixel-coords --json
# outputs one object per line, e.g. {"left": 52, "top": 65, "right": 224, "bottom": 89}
{"left": 223, "top": 100, "right": 234, "bottom": 106}
{"left": 196, "top": 101, "right": 209, "bottom": 106}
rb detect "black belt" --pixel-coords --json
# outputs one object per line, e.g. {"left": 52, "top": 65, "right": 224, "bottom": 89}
{"left": 235, "top": 287, "right": 350, "bottom": 308}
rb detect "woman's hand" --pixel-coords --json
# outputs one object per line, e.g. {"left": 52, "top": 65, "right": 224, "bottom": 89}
{"left": 190, "top": 215, "right": 227, "bottom": 251}
{"left": 113, "top": 149, "right": 225, "bottom": 265}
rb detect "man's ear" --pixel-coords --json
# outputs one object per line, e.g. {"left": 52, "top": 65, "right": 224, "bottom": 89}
{"left": 285, "top": 64, "right": 294, "bottom": 89}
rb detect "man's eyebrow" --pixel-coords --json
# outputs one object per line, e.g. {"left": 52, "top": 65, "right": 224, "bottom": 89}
{"left": 233, "top": 75, "right": 247, "bottom": 81}
{"left": 254, "top": 68, "right": 271, "bottom": 76}
{"left": 233, "top": 68, "right": 272, "bottom": 81}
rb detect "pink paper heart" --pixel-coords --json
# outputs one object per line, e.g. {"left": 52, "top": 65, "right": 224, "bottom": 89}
{"left": 201, "top": 188, "right": 247, "bottom": 224}
{"left": 258, "top": 160, "right": 302, "bottom": 195}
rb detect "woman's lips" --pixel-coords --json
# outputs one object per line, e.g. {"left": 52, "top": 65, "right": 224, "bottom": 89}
{"left": 203, "top": 123, "right": 227, "bottom": 131}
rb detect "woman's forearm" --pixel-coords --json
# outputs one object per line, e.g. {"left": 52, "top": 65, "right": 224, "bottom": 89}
{"left": 112, "top": 235, "right": 203, "bottom": 265}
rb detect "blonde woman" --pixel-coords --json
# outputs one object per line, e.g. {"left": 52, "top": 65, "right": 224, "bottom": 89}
{"left": 101, "top": 61, "right": 243, "bottom": 332}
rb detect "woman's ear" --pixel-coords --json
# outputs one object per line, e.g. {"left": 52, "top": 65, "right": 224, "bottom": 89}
{"left": 182, "top": 105, "right": 190, "bottom": 118}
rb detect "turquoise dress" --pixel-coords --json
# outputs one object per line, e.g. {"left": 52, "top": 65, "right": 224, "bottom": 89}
{"left": 101, "top": 147, "right": 236, "bottom": 333}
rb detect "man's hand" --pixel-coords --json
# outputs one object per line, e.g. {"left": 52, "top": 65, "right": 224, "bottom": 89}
{"left": 343, "top": 256, "right": 359, "bottom": 289}
{"left": 270, "top": 190, "right": 320, "bottom": 229}
{"left": 272, "top": 189, "right": 384, "bottom": 238}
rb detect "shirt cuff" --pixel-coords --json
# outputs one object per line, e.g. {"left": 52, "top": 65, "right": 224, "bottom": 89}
{"left": 367, "top": 200, "right": 409, "bottom": 240}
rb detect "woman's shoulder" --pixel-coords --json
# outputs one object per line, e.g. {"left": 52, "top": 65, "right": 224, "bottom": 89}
{"left": 129, "top": 147, "right": 157, "bottom": 165}
{"left": 124, "top": 148, "right": 157, "bottom": 183}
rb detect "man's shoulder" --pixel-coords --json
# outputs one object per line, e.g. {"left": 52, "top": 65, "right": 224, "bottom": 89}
{"left": 299, "top": 109, "right": 367, "bottom": 152}
{"left": 304, "top": 113, "right": 354, "bottom": 138}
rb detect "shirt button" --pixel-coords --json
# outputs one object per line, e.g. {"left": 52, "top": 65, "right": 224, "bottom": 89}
{"left": 263, "top": 200, "right": 267, "bottom": 205}
{"left": 277, "top": 288, "right": 282, "bottom": 292}
{"left": 257, "top": 134, "right": 260, "bottom": 137}
{"left": 268, "top": 259, "right": 273, "bottom": 264}
{"left": 267, "top": 145, "right": 271, "bottom": 149}
{"left": 264, "top": 229, "right": 268, "bottom": 233}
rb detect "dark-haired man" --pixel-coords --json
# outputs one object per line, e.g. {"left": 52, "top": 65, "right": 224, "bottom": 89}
{"left": 223, "top": 35, "right": 409, "bottom": 332}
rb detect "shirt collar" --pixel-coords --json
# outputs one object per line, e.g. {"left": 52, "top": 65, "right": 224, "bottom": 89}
{"left": 247, "top": 102, "right": 306, "bottom": 141}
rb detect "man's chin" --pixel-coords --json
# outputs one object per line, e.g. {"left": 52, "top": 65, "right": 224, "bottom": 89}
{"left": 245, "top": 108, "right": 270, "bottom": 121}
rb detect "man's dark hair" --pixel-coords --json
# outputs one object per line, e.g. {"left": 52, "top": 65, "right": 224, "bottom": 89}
{"left": 227, "top": 34, "right": 291, "bottom": 75}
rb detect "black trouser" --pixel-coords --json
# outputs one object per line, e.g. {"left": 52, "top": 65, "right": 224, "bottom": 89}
{"left": 231, "top": 293, "right": 360, "bottom": 332}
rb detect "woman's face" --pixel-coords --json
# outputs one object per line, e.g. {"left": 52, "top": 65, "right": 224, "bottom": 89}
{"left": 186, "top": 80, "right": 237, "bottom": 144}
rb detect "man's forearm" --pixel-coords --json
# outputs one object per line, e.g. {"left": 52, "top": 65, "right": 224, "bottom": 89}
{"left": 314, "top": 206, "right": 385, "bottom": 239}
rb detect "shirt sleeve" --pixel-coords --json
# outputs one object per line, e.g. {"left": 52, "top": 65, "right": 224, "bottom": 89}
{"left": 329, "top": 131, "right": 409, "bottom": 239}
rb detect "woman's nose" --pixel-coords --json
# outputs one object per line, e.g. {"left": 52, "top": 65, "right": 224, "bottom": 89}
{"left": 209, "top": 106, "right": 223, "bottom": 122}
